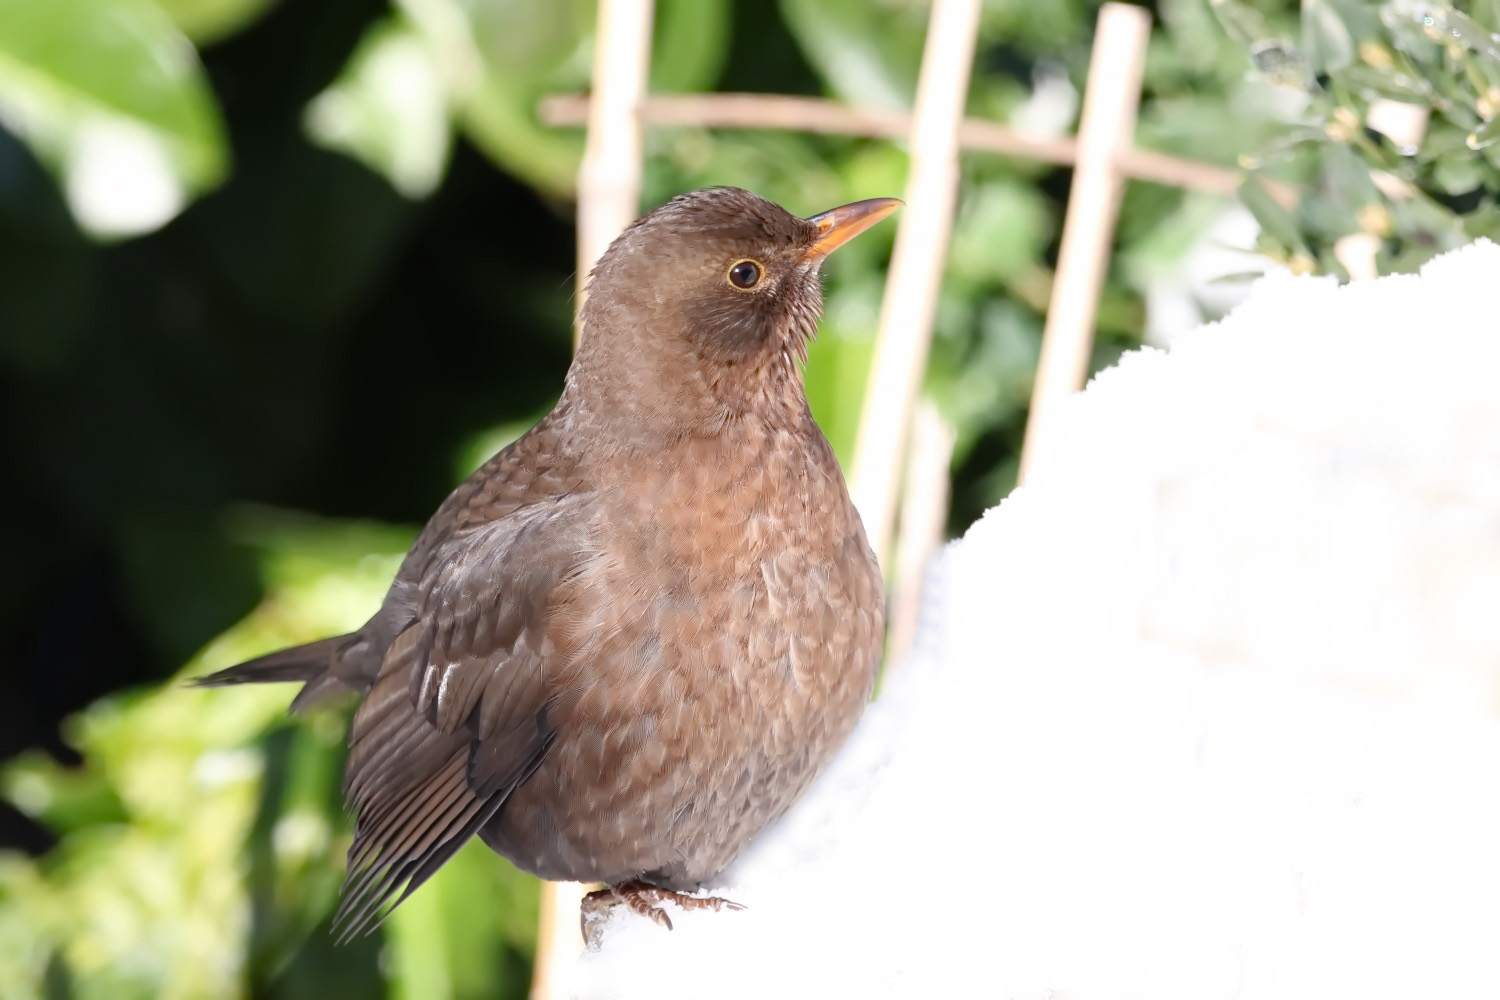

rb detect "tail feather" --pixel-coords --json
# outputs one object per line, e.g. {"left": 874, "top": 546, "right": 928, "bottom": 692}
{"left": 193, "top": 634, "right": 351, "bottom": 689}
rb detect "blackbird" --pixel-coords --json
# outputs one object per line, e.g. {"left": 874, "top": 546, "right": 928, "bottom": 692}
{"left": 197, "top": 186, "right": 898, "bottom": 935}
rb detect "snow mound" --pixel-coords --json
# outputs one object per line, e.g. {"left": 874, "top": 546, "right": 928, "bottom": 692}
{"left": 572, "top": 240, "right": 1500, "bottom": 999}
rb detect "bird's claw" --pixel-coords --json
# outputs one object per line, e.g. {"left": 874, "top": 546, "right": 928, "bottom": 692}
{"left": 580, "top": 880, "right": 746, "bottom": 942}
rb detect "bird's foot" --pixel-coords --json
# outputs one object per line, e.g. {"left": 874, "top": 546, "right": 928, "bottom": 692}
{"left": 580, "top": 880, "right": 745, "bottom": 939}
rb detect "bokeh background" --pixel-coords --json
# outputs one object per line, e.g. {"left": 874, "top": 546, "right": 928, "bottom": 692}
{"left": 2, "top": 0, "right": 1497, "bottom": 997}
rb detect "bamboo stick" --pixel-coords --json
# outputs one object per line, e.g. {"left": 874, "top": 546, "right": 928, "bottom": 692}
{"left": 886, "top": 400, "right": 955, "bottom": 670}
{"left": 848, "top": 0, "right": 982, "bottom": 570}
{"left": 1018, "top": 3, "right": 1151, "bottom": 485}
{"left": 571, "top": 0, "right": 656, "bottom": 342}
{"left": 538, "top": 92, "right": 1294, "bottom": 204}
{"left": 532, "top": 3, "right": 654, "bottom": 999}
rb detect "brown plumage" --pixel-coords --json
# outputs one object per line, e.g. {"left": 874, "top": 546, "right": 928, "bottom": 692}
{"left": 196, "top": 187, "right": 898, "bottom": 936}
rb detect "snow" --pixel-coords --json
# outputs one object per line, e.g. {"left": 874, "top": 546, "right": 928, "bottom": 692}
{"left": 570, "top": 240, "right": 1500, "bottom": 999}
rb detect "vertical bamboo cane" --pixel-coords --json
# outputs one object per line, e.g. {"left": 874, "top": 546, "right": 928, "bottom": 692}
{"left": 886, "top": 400, "right": 955, "bottom": 668}
{"left": 531, "top": 4, "right": 653, "bottom": 999}
{"left": 1018, "top": 3, "right": 1150, "bottom": 484}
{"left": 849, "top": 0, "right": 982, "bottom": 573}
{"left": 572, "top": 0, "right": 655, "bottom": 342}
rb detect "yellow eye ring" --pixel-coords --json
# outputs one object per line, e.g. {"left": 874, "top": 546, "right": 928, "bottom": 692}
{"left": 726, "top": 258, "right": 764, "bottom": 290}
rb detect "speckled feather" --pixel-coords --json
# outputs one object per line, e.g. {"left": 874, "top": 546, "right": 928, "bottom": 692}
{"left": 196, "top": 187, "right": 887, "bottom": 938}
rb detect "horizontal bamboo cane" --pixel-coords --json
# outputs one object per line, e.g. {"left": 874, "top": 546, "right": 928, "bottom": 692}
{"left": 539, "top": 91, "right": 1295, "bottom": 204}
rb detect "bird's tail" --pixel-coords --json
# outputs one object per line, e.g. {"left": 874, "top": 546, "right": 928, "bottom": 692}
{"left": 193, "top": 634, "right": 354, "bottom": 709}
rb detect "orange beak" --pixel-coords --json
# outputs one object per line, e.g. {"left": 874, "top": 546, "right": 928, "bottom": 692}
{"left": 803, "top": 197, "right": 903, "bottom": 260}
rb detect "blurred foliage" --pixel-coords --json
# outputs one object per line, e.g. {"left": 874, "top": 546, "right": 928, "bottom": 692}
{"left": 0, "top": 510, "right": 537, "bottom": 1000}
{"left": 4, "top": 0, "right": 1478, "bottom": 996}
{"left": 1221, "top": 0, "right": 1500, "bottom": 276}
{"left": 0, "top": 0, "right": 229, "bottom": 239}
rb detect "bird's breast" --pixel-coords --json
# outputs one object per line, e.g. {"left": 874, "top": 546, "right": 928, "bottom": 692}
{"left": 486, "top": 419, "right": 882, "bottom": 885}
{"left": 598, "top": 421, "right": 863, "bottom": 652}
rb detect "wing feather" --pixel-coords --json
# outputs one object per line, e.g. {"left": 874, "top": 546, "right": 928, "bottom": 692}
{"left": 330, "top": 494, "right": 593, "bottom": 936}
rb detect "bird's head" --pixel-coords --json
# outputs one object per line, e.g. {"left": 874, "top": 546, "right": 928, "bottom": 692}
{"left": 571, "top": 187, "right": 900, "bottom": 435}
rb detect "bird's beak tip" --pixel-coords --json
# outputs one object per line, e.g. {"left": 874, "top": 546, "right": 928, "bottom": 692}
{"left": 804, "top": 198, "right": 902, "bottom": 259}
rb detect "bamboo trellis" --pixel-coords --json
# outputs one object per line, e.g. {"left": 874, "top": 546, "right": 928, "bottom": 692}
{"left": 530, "top": 3, "right": 1255, "bottom": 995}
{"left": 531, "top": 3, "right": 654, "bottom": 995}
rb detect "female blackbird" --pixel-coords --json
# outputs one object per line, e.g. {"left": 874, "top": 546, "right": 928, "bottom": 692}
{"left": 197, "top": 187, "right": 898, "bottom": 935}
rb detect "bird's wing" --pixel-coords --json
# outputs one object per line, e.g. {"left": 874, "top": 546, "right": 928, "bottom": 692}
{"left": 333, "top": 495, "right": 593, "bottom": 939}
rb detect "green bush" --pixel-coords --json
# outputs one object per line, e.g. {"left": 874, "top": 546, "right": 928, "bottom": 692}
{"left": 1222, "top": 0, "right": 1500, "bottom": 276}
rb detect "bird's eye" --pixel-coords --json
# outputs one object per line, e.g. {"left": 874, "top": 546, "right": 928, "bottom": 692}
{"left": 727, "top": 259, "right": 763, "bottom": 290}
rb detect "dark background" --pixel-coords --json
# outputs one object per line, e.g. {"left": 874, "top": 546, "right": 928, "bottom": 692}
{"left": 0, "top": 0, "right": 581, "bottom": 850}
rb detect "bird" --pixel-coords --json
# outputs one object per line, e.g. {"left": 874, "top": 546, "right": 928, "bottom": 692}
{"left": 195, "top": 186, "right": 899, "bottom": 937}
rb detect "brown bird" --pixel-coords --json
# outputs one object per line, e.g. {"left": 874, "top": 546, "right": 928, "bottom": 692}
{"left": 196, "top": 187, "right": 897, "bottom": 936}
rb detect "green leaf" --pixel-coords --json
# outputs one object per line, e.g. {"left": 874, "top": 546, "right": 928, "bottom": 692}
{"left": 153, "top": 0, "right": 274, "bottom": 45}
{"left": 1319, "top": 142, "right": 1383, "bottom": 209}
{"left": 1430, "top": 149, "right": 1485, "bottom": 194}
{"left": 977, "top": 0, "right": 1086, "bottom": 51}
{"left": 1337, "top": 64, "right": 1433, "bottom": 103}
{"left": 1238, "top": 174, "right": 1305, "bottom": 254}
{"left": 0, "top": 508, "right": 418, "bottom": 1000}
{"left": 396, "top": 0, "right": 589, "bottom": 197}
{"left": 1208, "top": 0, "right": 1282, "bottom": 48}
{"left": 1, "top": 751, "right": 125, "bottom": 836}
{"left": 1420, "top": 5, "right": 1500, "bottom": 61}
{"left": 1461, "top": 200, "right": 1500, "bottom": 240}
{"left": 305, "top": 16, "right": 452, "bottom": 199}
{"left": 651, "top": 0, "right": 731, "bottom": 93}
{"left": 1466, "top": 113, "right": 1500, "bottom": 150}
{"left": 0, "top": 0, "right": 228, "bottom": 238}
{"left": 1210, "top": 0, "right": 1310, "bottom": 88}
{"left": 930, "top": 297, "right": 1038, "bottom": 461}
{"left": 1301, "top": 0, "right": 1355, "bottom": 75}
{"left": 947, "top": 180, "right": 1052, "bottom": 288}
{"left": 779, "top": 0, "right": 923, "bottom": 108}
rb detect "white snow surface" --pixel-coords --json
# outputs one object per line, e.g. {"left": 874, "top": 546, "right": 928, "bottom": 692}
{"left": 571, "top": 241, "right": 1500, "bottom": 999}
